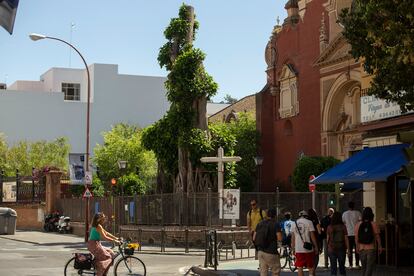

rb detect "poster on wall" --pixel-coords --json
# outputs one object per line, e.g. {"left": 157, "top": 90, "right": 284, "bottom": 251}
{"left": 219, "top": 189, "right": 240, "bottom": 220}
{"left": 2, "top": 182, "right": 17, "bottom": 202}
{"left": 69, "top": 153, "right": 85, "bottom": 185}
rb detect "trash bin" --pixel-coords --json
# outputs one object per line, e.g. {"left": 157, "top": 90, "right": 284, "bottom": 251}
{"left": 0, "top": 207, "right": 17, "bottom": 235}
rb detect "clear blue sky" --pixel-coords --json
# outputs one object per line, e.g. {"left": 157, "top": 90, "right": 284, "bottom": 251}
{"left": 0, "top": 1, "right": 285, "bottom": 102}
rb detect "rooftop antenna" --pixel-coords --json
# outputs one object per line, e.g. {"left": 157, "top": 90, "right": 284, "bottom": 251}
{"left": 69, "top": 22, "right": 75, "bottom": 67}
{"left": 277, "top": 16, "right": 280, "bottom": 26}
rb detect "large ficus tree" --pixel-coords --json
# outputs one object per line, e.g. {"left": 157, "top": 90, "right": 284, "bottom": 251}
{"left": 143, "top": 4, "right": 218, "bottom": 193}
{"left": 340, "top": 0, "right": 414, "bottom": 112}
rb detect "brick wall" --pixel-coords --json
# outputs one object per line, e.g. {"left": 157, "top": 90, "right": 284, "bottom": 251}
{"left": 209, "top": 95, "right": 256, "bottom": 123}
{"left": 1, "top": 204, "right": 45, "bottom": 230}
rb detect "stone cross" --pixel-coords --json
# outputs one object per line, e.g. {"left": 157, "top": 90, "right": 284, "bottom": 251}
{"left": 200, "top": 147, "right": 242, "bottom": 193}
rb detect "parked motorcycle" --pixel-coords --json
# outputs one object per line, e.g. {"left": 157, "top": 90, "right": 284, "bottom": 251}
{"left": 57, "top": 215, "right": 71, "bottom": 234}
{"left": 43, "top": 211, "right": 60, "bottom": 232}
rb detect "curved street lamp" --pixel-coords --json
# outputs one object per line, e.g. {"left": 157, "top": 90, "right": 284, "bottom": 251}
{"left": 29, "top": 33, "right": 91, "bottom": 242}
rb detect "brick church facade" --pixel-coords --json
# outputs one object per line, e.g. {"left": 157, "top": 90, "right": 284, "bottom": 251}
{"left": 258, "top": 0, "right": 414, "bottom": 192}
{"left": 258, "top": 0, "right": 327, "bottom": 191}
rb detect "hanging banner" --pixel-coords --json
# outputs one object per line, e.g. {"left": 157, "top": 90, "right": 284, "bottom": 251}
{"left": 69, "top": 154, "right": 85, "bottom": 185}
{"left": 219, "top": 189, "right": 240, "bottom": 220}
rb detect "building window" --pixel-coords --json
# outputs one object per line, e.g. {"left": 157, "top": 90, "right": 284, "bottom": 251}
{"left": 62, "top": 83, "right": 80, "bottom": 101}
{"left": 278, "top": 64, "right": 299, "bottom": 118}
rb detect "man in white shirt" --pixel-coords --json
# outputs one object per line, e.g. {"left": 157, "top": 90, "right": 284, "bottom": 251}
{"left": 342, "top": 201, "right": 361, "bottom": 268}
{"left": 291, "top": 210, "right": 319, "bottom": 276}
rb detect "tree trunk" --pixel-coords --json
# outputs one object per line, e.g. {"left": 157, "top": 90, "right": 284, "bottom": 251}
{"left": 176, "top": 5, "right": 196, "bottom": 194}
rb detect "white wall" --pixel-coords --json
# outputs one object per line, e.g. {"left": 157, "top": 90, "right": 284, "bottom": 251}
{"left": 0, "top": 64, "right": 169, "bottom": 155}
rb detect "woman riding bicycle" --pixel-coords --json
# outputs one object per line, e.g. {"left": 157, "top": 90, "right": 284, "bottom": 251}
{"left": 88, "top": 212, "right": 120, "bottom": 276}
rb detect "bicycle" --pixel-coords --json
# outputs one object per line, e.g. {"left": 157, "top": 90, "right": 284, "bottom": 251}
{"left": 278, "top": 244, "right": 296, "bottom": 272}
{"left": 64, "top": 240, "right": 146, "bottom": 276}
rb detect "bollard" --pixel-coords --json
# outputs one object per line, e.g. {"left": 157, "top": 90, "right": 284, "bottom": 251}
{"left": 161, "top": 228, "right": 165, "bottom": 252}
{"left": 185, "top": 227, "right": 189, "bottom": 253}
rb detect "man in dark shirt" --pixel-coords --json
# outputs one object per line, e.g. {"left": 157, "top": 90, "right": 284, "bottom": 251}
{"left": 254, "top": 208, "right": 282, "bottom": 276}
{"left": 320, "top": 208, "right": 334, "bottom": 268}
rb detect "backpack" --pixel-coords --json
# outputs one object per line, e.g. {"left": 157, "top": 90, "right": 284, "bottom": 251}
{"left": 248, "top": 208, "right": 264, "bottom": 220}
{"left": 254, "top": 220, "right": 271, "bottom": 248}
{"left": 331, "top": 225, "right": 345, "bottom": 250}
{"left": 283, "top": 220, "right": 292, "bottom": 237}
{"left": 358, "top": 221, "right": 374, "bottom": 244}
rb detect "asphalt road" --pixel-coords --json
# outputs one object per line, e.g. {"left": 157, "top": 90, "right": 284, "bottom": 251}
{"left": 0, "top": 237, "right": 203, "bottom": 276}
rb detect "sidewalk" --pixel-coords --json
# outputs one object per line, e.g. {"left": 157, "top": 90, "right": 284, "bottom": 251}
{"left": 0, "top": 230, "right": 204, "bottom": 255}
{"left": 191, "top": 254, "right": 414, "bottom": 276}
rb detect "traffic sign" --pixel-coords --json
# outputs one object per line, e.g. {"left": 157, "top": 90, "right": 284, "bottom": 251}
{"left": 84, "top": 171, "right": 93, "bottom": 185}
{"left": 308, "top": 175, "right": 316, "bottom": 192}
{"left": 83, "top": 187, "right": 93, "bottom": 198}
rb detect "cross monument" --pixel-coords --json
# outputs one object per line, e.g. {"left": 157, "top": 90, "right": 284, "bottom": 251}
{"left": 200, "top": 146, "right": 242, "bottom": 193}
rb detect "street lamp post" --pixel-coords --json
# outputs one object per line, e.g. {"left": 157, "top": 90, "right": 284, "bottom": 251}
{"left": 29, "top": 33, "right": 91, "bottom": 242}
{"left": 117, "top": 160, "right": 128, "bottom": 227}
{"left": 253, "top": 156, "right": 263, "bottom": 192}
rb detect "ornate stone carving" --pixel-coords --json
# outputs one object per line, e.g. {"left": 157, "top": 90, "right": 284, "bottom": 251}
{"left": 265, "top": 40, "right": 277, "bottom": 68}
{"left": 278, "top": 64, "right": 299, "bottom": 118}
{"left": 319, "top": 13, "right": 328, "bottom": 52}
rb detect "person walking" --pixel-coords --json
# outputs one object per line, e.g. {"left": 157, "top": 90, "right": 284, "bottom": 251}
{"left": 342, "top": 201, "right": 361, "bottom": 268}
{"left": 327, "top": 211, "right": 349, "bottom": 276}
{"left": 254, "top": 208, "right": 283, "bottom": 276}
{"left": 87, "top": 212, "right": 121, "bottom": 276}
{"left": 280, "top": 211, "right": 293, "bottom": 247}
{"left": 308, "top": 208, "right": 322, "bottom": 272}
{"left": 247, "top": 199, "right": 267, "bottom": 259}
{"left": 321, "top": 208, "right": 334, "bottom": 268}
{"left": 291, "top": 210, "right": 319, "bottom": 276}
{"left": 355, "top": 207, "right": 383, "bottom": 276}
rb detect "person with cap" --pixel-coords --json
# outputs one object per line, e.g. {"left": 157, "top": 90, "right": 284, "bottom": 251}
{"left": 291, "top": 210, "right": 319, "bottom": 276}
{"left": 254, "top": 208, "right": 282, "bottom": 276}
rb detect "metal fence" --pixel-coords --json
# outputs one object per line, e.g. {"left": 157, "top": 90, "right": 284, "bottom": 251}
{"left": 60, "top": 190, "right": 362, "bottom": 229}
{"left": 0, "top": 171, "right": 46, "bottom": 204}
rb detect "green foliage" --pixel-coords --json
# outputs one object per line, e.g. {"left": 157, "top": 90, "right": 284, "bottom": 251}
{"left": 292, "top": 156, "right": 340, "bottom": 192}
{"left": 340, "top": 0, "right": 414, "bottom": 112}
{"left": 209, "top": 112, "right": 259, "bottom": 191}
{"left": 91, "top": 174, "right": 105, "bottom": 197}
{"left": 144, "top": 4, "right": 219, "bottom": 191}
{"left": 142, "top": 115, "right": 178, "bottom": 179}
{"left": 93, "top": 124, "right": 156, "bottom": 195}
{"left": 223, "top": 94, "right": 238, "bottom": 104}
{"left": 0, "top": 134, "right": 8, "bottom": 171}
{"left": 0, "top": 136, "right": 70, "bottom": 176}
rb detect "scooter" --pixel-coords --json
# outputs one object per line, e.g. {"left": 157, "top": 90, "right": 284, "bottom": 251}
{"left": 57, "top": 215, "right": 71, "bottom": 234}
{"left": 43, "top": 211, "right": 60, "bottom": 232}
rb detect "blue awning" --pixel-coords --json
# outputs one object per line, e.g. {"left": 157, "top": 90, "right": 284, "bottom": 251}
{"left": 312, "top": 144, "right": 409, "bottom": 184}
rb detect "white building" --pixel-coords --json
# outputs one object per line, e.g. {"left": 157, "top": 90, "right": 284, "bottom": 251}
{"left": 0, "top": 63, "right": 170, "bottom": 171}
{"left": 0, "top": 63, "right": 230, "bottom": 180}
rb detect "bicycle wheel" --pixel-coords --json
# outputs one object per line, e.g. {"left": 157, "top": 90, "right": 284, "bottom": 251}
{"left": 114, "top": 256, "right": 146, "bottom": 276}
{"left": 278, "top": 248, "right": 288, "bottom": 269}
{"left": 64, "top": 257, "right": 82, "bottom": 276}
